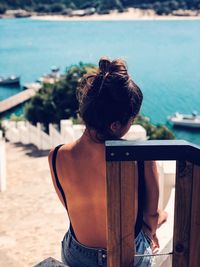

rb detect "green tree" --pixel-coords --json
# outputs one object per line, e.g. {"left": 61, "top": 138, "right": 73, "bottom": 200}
{"left": 25, "top": 83, "right": 55, "bottom": 128}
{"left": 25, "top": 63, "right": 96, "bottom": 129}
{"left": 150, "top": 125, "right": 175, "bottom": 140}
{"left": 168, "top": 0, "right": 180, "bottom": 10}
{"left": 0, "top": 3, "right": 6, "bottom": 14}
{"left": 134, "top": 115, "right": 175, "bottom": 140}
{"left": 49, "top": 3, "right": 65, "bottom": 13}
{"left": 34, "top": 4, "right": 51, "bottom": 12}
{"left": 98, "top": 0, "right": 124, "bottom": 13}
{"left": 0, "top": 0, "right": 199, "bottom": 14}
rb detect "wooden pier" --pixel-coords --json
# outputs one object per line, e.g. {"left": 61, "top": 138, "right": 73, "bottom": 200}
{"left": 0, "top": 83, "right": 41, "bottom": 114}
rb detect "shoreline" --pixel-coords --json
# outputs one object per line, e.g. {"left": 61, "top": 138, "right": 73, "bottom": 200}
{"left": 30, "top": 8, "right": 200, "bottom": 21}
{"left": 1, "top": 8, "right": 200, "bottom": 21}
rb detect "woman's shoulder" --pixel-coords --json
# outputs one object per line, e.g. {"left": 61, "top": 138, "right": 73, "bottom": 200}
{"left": 48, "top": 141, "right": 77, "bottom": 167}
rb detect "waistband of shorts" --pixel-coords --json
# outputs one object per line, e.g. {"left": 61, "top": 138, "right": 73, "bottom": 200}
{"left": 63, "top": 229, "right": 107, "bottom": 263}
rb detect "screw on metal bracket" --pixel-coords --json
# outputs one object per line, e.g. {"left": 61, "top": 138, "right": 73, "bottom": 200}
{"left": 175, "top": 243, "right": 184, "bottom": 253}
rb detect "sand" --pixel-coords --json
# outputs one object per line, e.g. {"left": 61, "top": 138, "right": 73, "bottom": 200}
{"left": 31, "top": 8, "right": 200, "bottom": 21}
{"left": 0, "top": 142, "right": 69, "bottom": 267}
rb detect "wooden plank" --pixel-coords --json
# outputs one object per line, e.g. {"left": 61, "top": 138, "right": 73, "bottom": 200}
{"left": 189, "top": 164, "right": 200, "bottom": 267}
{"left": 105, "top": 140, "right": 200, "bottom": 165}
{"left": 120, "top": 161, "right": 136, "bottom": 267}
{"left": 172, "top": 160, "right": 193, "bottom": 267}
{"left": 106, "top": 161, "right": 121, "bottom": 267}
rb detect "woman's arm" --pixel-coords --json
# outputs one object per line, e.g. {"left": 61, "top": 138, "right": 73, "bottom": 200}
{"left": 143, "top": 161, "right": 160, "bottom": 248}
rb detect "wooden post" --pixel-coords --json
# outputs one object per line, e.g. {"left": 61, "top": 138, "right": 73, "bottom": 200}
{"left": 172, "top": 161, "right": 193, "bottom": 266}
{"left": 106, "top": 161, "right": 121, "bottom": 267}
{"left": 120, "top": 161, "right": 136, "bottom": 267}
{"left": 105, "top": 140, "right": 200, "bottom": 267}
{"left": 189, "top": 165, "right": 200, "bottom": 267}
{"left": 106, "top": 161, "right": 136, "bottom": 267}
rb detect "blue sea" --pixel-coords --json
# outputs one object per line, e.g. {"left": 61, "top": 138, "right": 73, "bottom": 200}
{"left": 0, "top": 18, "right": 200, "bottom": 144}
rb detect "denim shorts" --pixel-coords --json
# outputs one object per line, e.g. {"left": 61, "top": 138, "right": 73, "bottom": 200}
{"left": 61, "top": 229, "right": 152, "bottom": 267}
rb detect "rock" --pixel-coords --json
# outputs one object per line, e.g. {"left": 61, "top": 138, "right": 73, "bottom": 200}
{"left": 33, "top": 257, "right": 68, "bottom": 267}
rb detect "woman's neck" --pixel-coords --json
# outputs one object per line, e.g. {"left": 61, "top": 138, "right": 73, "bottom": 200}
{"left": 81, "top": 128, "right": 103, "bottom": 144}
{"left": 77, "top": 128, "right": 105, "bottom": 155}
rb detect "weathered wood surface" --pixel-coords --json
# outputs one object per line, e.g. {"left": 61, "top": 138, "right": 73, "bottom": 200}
{"left": 172, "top": 161, "right": 193, "bottom": 267}
{"left": 33, "top": 257, "right": 67, "bottom": 267}
{"left": 106, "top": 161, "right": 121, "bottom": 267}
{"left": 189, "top": 165, "right": 200, "bottom": 267}
{"left": 120, "top": 161, "right": 136, "bottom": 267}
{"left": 106, "top": 161, "right": 136, "bottom": 267}
{"left": 105, "top": 140, "right": 200, "bottom": 166}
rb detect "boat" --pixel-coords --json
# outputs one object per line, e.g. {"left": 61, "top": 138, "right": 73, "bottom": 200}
{"left": 0, "top": 75, "right": 20, "bottom": 86}
{"left": 37, "top": 66, "right": 62, "bottom": 84}
{"left": 168, "top": 112, "right": 200, "bottom": 128}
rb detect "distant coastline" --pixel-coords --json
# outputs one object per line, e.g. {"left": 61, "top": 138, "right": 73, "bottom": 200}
{"left": 1, "top": 8, "right": 200, "bottom": 21}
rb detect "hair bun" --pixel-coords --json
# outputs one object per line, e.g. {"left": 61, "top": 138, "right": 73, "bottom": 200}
{"left": 99, "top": 57, "right": 111, "bottom": 74}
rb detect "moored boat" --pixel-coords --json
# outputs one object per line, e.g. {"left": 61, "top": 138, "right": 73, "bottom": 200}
{"left": 37, "top": 66, "right": 62, "bottom": 84}
{"left": 0, "top": 76, "right": 20, "bottom": 86}
{"left": 168, "top": 112, "right": 200, "bottom": 128}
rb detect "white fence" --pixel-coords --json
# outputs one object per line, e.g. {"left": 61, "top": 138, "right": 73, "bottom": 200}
{"left": 2, "top": 119, "right": 147, "bottom": 151}
{"left": 0, "top": 132, "right": 6, "bottom": 192}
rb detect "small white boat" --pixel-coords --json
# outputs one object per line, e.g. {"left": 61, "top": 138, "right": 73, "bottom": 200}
{"left": 37, "top": 66, "right": 61, "bottom": 84}
{"left": 0, "top": 75, "right": 20, "bottom": 86}
{"left": 168, "top": 112, "right": 200, "bottom": 128}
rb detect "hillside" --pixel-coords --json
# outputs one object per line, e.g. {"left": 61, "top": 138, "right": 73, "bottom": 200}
{"left": 0, "top": 0, "right": 200, "bottom": 15}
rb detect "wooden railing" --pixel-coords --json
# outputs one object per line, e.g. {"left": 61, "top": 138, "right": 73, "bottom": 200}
{"left": 106, "top": 140, "right": 200, "bottom": 267}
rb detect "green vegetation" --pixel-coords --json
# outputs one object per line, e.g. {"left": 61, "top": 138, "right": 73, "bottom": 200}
{"left": 25, "top": 62, "right": 96, "bottom": 130}
{"left": 0, "top": 3, "right": 6, "bottom": 14}
{"left": 0, "top": 120, "right": 3, "bottom": 131}
{"left": 134, "top": 115, "right": 175, "bottom": 140}
{"left": 10, "top": 114, "right": 25, "bottom": 122}
{"left": 25, "top": 62, "right": 175, "bottom": 140}
{"left": 0, "top": 120, "right": 5, "bottom": 137}
{"left": 0, "top": 0, "right": 199, "bottom": 15}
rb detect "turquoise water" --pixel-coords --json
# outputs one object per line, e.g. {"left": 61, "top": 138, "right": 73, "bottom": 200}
{"left": 0, "top": 18, "right": 200, "bottom": 144}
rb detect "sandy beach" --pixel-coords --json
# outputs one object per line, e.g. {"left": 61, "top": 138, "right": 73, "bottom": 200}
{"left": 31, "top": 8, "right": 200, "bottom": 21}
{"left": 0, "top": 142, "right": 68, "bottom": 267}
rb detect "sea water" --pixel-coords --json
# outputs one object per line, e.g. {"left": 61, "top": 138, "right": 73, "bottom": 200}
{"left": 0, "top": 18, "right": 200, "bottom": 144}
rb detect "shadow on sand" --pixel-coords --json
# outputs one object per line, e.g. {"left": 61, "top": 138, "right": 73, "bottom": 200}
{"left": 12, "top": 142, "right": 49, "bottom": 158}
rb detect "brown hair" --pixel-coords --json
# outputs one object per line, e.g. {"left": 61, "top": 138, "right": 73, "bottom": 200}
{"left": 77, "top": 57, "right": 143, "bottom": 142}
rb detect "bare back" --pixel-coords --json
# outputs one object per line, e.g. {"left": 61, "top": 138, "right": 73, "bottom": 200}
{"left": 49, "top": 130, "right": 160, "bottom": 249}
{"left": 49, "top": 132, "right": 108, "bottom": 248}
